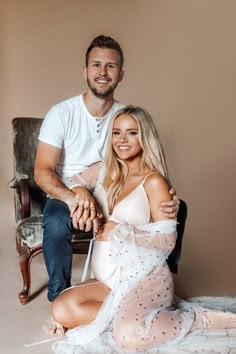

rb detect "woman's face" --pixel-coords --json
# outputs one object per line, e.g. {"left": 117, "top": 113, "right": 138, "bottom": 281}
{"left": 112, "top": 114, "right": 142, "bottom": 161}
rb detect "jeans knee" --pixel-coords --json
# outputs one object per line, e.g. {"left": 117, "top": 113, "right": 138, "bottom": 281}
{"left": 43, "top": 199, "right": 72, "bottom": 243}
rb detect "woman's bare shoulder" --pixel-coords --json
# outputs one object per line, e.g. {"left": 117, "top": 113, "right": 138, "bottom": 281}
{"left": 144, "top": 172, "right": 171, "bottom": 201}
{"left": 145, "top": 172, "right": 169, "bottom": 190}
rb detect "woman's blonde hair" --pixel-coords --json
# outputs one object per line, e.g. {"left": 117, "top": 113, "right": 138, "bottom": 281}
{"left": 103, "top": 105, "right": 169, "bottom": 213}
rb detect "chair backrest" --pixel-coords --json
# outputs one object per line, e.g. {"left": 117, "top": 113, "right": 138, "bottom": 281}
{"left": 167, "top": 199, "right": 187, "bottom": 273}
{"left": 12, "top": 117, "right": 46, "bottom": 222}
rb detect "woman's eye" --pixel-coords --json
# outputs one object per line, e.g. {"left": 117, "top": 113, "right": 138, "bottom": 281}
{"left": 112, "top": 131, "right": 120, "bottom": 135}
{"left": 129, "top": 131, "right": 138, "bottom": 135}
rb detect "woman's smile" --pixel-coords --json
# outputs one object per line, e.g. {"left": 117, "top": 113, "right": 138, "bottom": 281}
{"left": 112, "top": 114, "right": 142, "bottom": 160}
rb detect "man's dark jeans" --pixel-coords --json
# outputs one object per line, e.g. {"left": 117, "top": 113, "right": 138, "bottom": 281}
{"left": 42, "top": 198, "right": 92, "bottom": 302}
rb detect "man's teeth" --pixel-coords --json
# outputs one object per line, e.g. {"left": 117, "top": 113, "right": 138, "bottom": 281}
{"left": 97, "top": 79, "right": 108, "bottom": 83}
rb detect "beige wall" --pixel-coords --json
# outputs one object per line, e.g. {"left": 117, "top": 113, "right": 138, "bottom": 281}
{"left": 1, "top": 0, "right": 236, "bottom": 298}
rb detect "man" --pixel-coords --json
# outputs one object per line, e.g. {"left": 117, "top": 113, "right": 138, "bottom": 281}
{"left": 34, "top": 35, "right": 178, "bottom": 333}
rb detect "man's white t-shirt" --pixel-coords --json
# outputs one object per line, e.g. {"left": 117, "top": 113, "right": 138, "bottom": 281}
{"left": 38, "top": 94, "right": 124, "bottom": 179}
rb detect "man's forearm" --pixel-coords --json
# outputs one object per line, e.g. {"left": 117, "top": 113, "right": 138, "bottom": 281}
{"left": 34, "top": 168, "right": 75, "bottom": 205}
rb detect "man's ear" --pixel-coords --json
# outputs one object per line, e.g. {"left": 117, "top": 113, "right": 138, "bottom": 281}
{"left": 83, "top": 66, "right": 88, "bottom": 79}
{"left": 119, "top": 70, "right": 125, "bottom": 83}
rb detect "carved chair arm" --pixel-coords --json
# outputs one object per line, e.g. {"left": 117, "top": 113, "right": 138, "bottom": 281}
{"left": 9, "top": 175, "right": 30, "bottom": 219}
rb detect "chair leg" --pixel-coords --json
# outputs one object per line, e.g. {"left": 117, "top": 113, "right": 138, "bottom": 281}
{"left": 18, "top": 244, "right": 32, "bottom": 304}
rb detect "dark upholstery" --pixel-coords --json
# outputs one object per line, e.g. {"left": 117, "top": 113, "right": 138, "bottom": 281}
{"left": 10, "top": 117, "right": 187, "bottom": 304}
{"left": 10, "top": 117, "right": 92, "bottom": 304}
{"left": 10, "top": 118, "right": 46, "bottom": 224}
{"left": 167, "top": 199, "right": 187, "bottom": 273}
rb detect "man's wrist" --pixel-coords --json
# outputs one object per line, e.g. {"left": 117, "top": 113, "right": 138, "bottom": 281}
{"left": 63, "top": 189, "right": 76, "bottom": 205}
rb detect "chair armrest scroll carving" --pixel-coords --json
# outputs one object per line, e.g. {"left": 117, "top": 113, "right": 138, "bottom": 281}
{"left": 9, "top": 175, "right": 30, "bottom": 219}
{"left": 9, "top": 174, "right": 29, "bottom": 188}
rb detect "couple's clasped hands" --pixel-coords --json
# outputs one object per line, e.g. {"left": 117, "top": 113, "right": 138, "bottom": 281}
{"left": 68, "top": 186, "right": 102, "bottom": 233}
{"left": 70, "top": 187, "right": 117, "bottom": 241}
{"left": 69, "top": 187, "right": 117, "bottom": 239}
{"left": 68, "top": 186, "right": 180, "bottom": 235}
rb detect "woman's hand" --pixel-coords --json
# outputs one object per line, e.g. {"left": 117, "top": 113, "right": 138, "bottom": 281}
{"left": 95, "top": 220, "right": 118, "bottom": 241}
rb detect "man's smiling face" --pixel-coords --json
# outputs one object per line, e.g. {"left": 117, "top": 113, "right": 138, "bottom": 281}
{"left": 84, "top": 47, "right": 124, "bottom": 99}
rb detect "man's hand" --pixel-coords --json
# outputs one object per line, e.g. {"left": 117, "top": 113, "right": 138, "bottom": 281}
{"left": 69, "top": 186, "right": 102, "bottom": 232}
{"left": 159, "top": 188, "right": 180, "bottom": 219}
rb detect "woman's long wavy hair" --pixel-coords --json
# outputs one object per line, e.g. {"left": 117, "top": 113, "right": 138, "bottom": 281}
{"left": 103, "top": 105, "right": 170, "bottom": 214}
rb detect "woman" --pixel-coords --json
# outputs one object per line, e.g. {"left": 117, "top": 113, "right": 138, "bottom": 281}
{"left": 51, "top": 106, "right": 236, "bottom": 353}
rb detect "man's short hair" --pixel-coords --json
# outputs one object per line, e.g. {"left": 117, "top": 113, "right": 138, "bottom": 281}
{"left": 85, "top": 35, "right": 124, "bottom": 70}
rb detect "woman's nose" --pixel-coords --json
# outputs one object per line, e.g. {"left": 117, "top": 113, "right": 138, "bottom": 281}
{"left": 119, "top": 134, "right": 128, "bottom": 142}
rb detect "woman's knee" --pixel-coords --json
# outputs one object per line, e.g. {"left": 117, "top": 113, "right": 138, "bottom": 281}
{"left": 51, "top": 298, "right": 65, "bottom": 325}
{"left": 51, "top": 290, "right": 97, "bottom": 329}
{"left": 51, "top": 294, "right": 73, "bottom": 327}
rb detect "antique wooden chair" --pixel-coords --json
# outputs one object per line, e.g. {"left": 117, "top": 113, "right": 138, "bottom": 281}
{"left": 9, "top": 117, "right": 187, "bottom": 304}
{"left": 9, "top": 117, "right": 92, "bottom": 304}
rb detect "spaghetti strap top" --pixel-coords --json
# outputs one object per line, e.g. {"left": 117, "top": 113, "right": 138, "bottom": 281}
{"left": 108, "top": 172, "right": 155, "bottom": 226}
{"left": 90, "top": 172, "right": 155, "bottom": 288}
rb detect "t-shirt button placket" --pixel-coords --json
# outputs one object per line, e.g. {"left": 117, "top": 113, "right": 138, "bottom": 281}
{"left": 95, "top": 118, "right": 100, "bottom": 133}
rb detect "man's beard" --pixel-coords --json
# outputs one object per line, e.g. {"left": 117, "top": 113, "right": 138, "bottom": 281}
{"left": 87, "top": 78, "right": 119, "bottom": 98}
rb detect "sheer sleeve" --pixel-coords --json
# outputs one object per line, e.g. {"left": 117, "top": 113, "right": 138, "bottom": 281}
{"left": 112, "top": 220, "right": 177, "bottom": 251}
{"left": 62, "top": 162, "right": 103, "bottom": 191}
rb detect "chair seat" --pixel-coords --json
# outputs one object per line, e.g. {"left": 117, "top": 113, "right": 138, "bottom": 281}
{"left": 17, "top": 216, "right": 43, "bottom": 248}
{"left": 16, "top": 215, "right": 93, "bottom": 248}
{"left": 15, "top": 212, "right": 92, "bottom": 305}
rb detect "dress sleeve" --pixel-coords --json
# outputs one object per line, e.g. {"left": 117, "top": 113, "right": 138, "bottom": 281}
{"left": 63, "top": 162, "right": 102, "bottom": 191}
{"left": 112, "top": 220, "right": 177, "bottom": 252}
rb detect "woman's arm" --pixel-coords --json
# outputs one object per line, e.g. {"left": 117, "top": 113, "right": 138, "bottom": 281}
{"left": 144, "top": 173, "right": 173, "bottom": 222}
{"left": 63, "top": 162, "right": 102, "bottom": 191}
{"left": 114, "top": 221, "right": 177, "bottom": 251}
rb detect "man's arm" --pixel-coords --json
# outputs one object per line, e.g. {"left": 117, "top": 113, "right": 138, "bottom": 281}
{"left": 34, "top": 141, "right": 75, "bottom": 204}
{"left": 160, "top": 188, "right": 180, "bottom": 218}
{"left": 34, "top": 141, "right": 96, "bottom": 230}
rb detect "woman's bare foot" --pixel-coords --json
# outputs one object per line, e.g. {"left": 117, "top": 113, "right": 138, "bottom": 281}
{"left": 43, "top": 315, "right": 66, "bottom": 335}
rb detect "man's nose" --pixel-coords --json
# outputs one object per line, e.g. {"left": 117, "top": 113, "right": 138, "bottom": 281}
{"left": 99, "top": 65, "right": 108, "bottom": 75}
